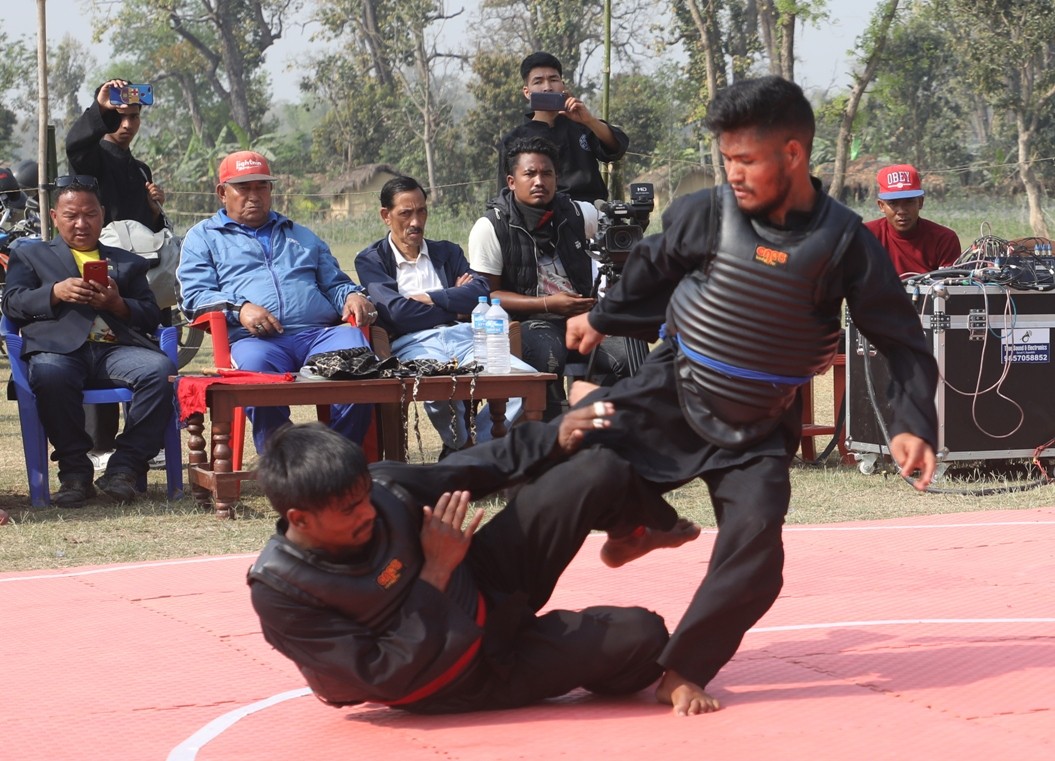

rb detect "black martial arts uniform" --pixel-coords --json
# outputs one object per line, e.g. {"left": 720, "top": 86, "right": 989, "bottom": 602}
{"left": 575, "top": 181, "right": 939, "bottom": 690}
{"left": 248, "top": 421, "right": 678, "bottom": 714}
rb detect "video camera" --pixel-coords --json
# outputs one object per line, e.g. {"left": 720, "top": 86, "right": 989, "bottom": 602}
{"left": 589, "top": 183, "right": 654, "bottom": 277}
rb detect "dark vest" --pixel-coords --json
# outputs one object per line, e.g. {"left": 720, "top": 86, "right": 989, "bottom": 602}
{"left": 665, "top": 185, "right": 860, "bottom": 449}
{"left": 486, "top": 189, "right": 593, "bottom": 317}
{"left": 247, "top": 479, "right": 478, "bottom": 631}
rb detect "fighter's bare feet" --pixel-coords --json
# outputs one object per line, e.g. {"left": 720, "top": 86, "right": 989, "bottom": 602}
{"left": 568, "top": 380, "right": 600, "bottom": 406}
{"left": 655, "top": 669, "right": 720, "bottom": 716}
{"left": 600, "top": 518, "right": 701, "bottom": 568}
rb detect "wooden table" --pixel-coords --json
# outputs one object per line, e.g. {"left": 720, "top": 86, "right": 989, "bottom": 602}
{"left": 183, "top": 372, "right": 555, "bottom": 517}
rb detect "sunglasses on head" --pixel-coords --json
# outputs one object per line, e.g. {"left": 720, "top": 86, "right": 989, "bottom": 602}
{"left": 53, "top": 175, "right": 100, "bottom": 190}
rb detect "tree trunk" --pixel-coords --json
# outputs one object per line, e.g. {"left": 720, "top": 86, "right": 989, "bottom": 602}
{"left": 779, "top": 14, "right": 795, "bottom": 81}
{"left": 830, "top": 0, "right": 900, "bottom": 200}
{"left": 685, "top": 0, "right": 725, "bottom": 183}
{"left": 1016, "top": 113, "right": 1051, "bottom": 238}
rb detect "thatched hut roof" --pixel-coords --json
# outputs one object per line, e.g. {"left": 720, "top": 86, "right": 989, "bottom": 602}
{"left": 324, "top": 164, "right": 403, "bottom": 196}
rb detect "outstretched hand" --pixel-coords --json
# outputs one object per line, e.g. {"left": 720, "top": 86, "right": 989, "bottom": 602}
{"left": 555, "top": 400, "right": 614, "bottom": 455}
{"left": 889, "top": 433, "right": 936, "bottom": 491}
{"left": 419, "top": 491, "right": 484, "bottom": 592}
{"left": 565, "top": 312, "right": 604, "bottom": 354}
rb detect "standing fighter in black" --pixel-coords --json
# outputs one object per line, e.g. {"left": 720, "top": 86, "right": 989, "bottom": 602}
{"left": 567, "top": 76, "right": 939, "bottom": 715}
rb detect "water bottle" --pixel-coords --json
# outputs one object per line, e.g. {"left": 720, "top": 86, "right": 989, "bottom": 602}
{"left": 471, "top": 296, "right": 490, "bottom": 369}
{"left": 484, "top": 298, "right": 511, "bottom": 374}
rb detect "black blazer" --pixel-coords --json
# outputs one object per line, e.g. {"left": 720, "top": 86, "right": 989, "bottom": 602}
{"left": 1, "top": 237, "right": 163, "bottom": 357}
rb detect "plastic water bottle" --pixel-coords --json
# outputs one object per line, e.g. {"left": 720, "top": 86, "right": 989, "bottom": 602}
{"left": 484, "top": 298, "right": 511, "bottom": 374}
{"left": 471, "top": 296, "right": 490, "bottom": 369}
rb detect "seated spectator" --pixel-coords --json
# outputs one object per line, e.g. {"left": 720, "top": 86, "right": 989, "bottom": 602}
{"left": 497, "top": 51, "right": 629, "bottom": 203}
{"left": 355, "top": 176, "right": 535, "bottom": 457}
{"left": 469, "top": 136, "right": 629, "bottom": 420}
{"left": 178, "top": 151, "right": 374, "bottom": 453}
{"left": 1, "top": 176, "right": 176, "bottom": 506}
{"left": 864, "top": 163, "right": 961, "bottom": 276}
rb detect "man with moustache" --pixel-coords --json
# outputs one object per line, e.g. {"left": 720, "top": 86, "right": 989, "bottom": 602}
{"left": 355, "top": 175, "right": 535, "bottom": 457}
{"left": 248, "top": 408, "right": 700, "bottom": 713}
{"left": 469, "top": 136, "right": 629, "bottom": 420}
{"left": 178, "top": 150, "right": 375, "bottom": 453}
{"left": 565, "top": 76, "right": 940, "bottom": 715}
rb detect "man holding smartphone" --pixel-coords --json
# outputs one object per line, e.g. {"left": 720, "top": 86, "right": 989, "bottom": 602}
{"left": 0, "top": 176, "right": 175, "bottom": 507}
{"left": 67, "top": 78, "right": 169, "bottom": 471}
{"left": 496, "top": 52, "right": 629, "bottom": 203}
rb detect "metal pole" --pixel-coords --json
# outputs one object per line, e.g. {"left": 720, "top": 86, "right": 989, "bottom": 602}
{"left": 602, "top": 0, "right": 613, "bottom": 198}
{"left": 36, "top": 0, "right": 51, "bottom": 240}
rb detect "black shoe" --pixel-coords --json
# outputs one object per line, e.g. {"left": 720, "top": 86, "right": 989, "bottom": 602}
{"left": 53, "top": 478, "right": 96, "bottom": 508}
{"left": 95, "top": 471, "right": 139, "bottom": 503}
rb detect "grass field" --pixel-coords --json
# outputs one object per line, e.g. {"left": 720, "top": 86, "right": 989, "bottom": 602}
{"left": 1, "top": 196, "right": 1052, "bottom": 573}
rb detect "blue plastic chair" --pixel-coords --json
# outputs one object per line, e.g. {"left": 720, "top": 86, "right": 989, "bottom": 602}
{"left": 2, "top": 315, "right": 184, "bottom": 506}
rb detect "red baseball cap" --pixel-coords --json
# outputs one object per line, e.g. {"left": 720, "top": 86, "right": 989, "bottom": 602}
{"left": 218, "top": 151, "right": 276, "bottom": 185}
{"left": 876, "top": 164, "right": 924, "bottom": 200}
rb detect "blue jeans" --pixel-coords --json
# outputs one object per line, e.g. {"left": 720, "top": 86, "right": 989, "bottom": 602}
{"left": 231, "top": 325, "right": 373, "bottom": 452}
{"left": 27, "top": 342, "right": 176, "bottom": 481}
{"left": 391, "top": 324, "right": 534, "bottom": 448}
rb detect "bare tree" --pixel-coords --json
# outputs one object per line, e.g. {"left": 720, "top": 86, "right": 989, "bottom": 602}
{"left": 829, "top": 0, "right": 900, "bottom": 202}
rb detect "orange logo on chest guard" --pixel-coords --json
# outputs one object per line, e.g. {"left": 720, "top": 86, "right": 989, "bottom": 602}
{"left": 376, "top": 558, "right": 404, "bottom": 589}
{"left": 755, "top": 246, "right": 789, "bottom": 267}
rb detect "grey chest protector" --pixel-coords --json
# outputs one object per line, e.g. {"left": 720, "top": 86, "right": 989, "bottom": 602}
{"left": 665, "top": 185, "right": 860, "bottom": 449}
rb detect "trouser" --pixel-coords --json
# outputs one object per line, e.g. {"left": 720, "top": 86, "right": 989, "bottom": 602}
{"left": 406, "top": 447, "right": 678, "bottom": 714}
{"left": 659, "top": 454, "right": 791, "bottom": 688}
{"left": 84, "top": 403, "right": 119, "bottom": 451}
{"left": 231, "top": 325, "right": 373, "bottom": 452}
{"left": 391, "top": 324, "right": 534, "bottom": 448}
{"left": 518, "top": 318, "right": 631, "bottom": 421}
{"left": 28, "top": 343, "right": 176, "bottom": 481}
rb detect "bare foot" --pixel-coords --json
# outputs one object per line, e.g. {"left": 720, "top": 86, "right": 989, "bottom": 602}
{"left": 655, "top": 669, "right": 720, "bottom": 716}
{"left": 568, "top": 380, "right": 600, "bottom": 406}
{"left": 600, "top": 518, "right": 701, "bottom": 568}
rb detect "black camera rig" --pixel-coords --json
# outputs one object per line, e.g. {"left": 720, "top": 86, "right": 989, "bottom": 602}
{"left": 588, "top": 182, "right": 654, "bottom": 290}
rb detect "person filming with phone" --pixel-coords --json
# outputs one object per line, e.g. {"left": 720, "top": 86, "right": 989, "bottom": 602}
{"left": 67, "top": 79, "right": 167, "bottom": 233}
{"left": 0, "top": 176, "right": 175, "bottom": 507}
{"left": 496, "top": 52, "right": 629, "bottom": 203}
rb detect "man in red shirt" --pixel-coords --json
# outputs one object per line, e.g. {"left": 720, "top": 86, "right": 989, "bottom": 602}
{"left": 864, "top": 164, "right": 961, "bottom": 276}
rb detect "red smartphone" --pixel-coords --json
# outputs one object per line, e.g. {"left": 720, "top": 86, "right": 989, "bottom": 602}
{"left": 83, "top": 259, "right": 109, "bottom": 286}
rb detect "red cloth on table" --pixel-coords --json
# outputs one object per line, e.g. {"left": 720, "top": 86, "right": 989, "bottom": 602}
{"left": 176, "top": 370, "right": 295, "bottom": 422}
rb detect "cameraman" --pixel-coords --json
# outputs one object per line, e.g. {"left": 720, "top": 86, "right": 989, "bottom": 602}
{"left": 469, "top": 136, "right": 629, "bottom": 420}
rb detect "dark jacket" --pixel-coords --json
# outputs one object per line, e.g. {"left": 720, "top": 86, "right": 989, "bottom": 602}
{"left": 485, "top": 188, "right": 593, "bottom": 319}
{"left": 355, "top": 237, "right": 490, "bottom": 339}
{"left": 497, "top": 115, "right": 629, "bottom": 202}
{"left": 66, "top": 102, "right": 165, "bottom": 232}
{"left": 1, "top": 237, "right": 163, "bottom": 356}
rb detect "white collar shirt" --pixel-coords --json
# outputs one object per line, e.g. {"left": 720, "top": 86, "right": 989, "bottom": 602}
{"left": 391, "top": 236, "right": 444, "bottom": 296}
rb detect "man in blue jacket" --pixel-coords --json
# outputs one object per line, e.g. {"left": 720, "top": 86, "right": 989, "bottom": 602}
{"left": 355, "top": 176, "right": 534, "bottom": 457}
{"left": 178, "top": 151, "right": 375, "bottom": 453}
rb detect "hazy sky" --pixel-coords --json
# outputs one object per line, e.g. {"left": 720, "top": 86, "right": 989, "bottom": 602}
{"left": 8, "top": 0, "right": 872, "bottom": 104}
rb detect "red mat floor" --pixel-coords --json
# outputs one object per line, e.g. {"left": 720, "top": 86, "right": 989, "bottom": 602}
{"left": 2, "top": 507, "right": 1053, "bottom": 760}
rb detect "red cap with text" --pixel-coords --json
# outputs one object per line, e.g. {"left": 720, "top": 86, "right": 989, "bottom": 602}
{"left": 218, "top": 151, "right": 277, "bottom": 185}
{"left": 876, "top": 164, "right": 924, "bottom": 200}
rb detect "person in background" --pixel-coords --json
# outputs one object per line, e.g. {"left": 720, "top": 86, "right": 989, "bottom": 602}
{"left": 496, "top": 52, "right": 629, "bottom": 203}
{"left": 1, "top": 176, "right": 174, "bottom": 506}
{"left": 864, "top": 163, "right": 961, "bottom": 276}
{"left": 67, "top": 78, "right": 169, "bottom": 471}
{"left": 355, "top": 175, "right": 535, "bottom": 458}
{"left": 178, "top": 150, "right": 375, "bottom": 454}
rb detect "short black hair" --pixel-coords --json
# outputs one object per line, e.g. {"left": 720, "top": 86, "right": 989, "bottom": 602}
{"left": 53, "top": 181, "right": 102, "bottom": 205}
{"left": 520, "top": 52, "right": 562, "bottom": 81}
{"left": 506, "top": 136, "right": 560, "bottom": 173}
{"left": 380, "top": 175, "right": 427, "bottom": 209}
{"left": 704, "top": 75, "right": 815, "bottom": 154}
{"left": 256, "top": 423, "right": 370, "bottom": 518}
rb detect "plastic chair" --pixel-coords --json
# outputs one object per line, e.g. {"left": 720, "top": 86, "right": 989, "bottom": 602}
{"left": 2, "top": 315, "right": 184, "bottom": 507}
{"left": 188, "top": 312, "right": 380, "bottom": 470}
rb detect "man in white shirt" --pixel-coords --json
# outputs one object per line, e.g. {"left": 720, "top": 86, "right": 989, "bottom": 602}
{"left": 469, "top": 136, "right": 628, "bottom": 420}
{"left": 355, "top": 176, "right": 534, "bottom": 457}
